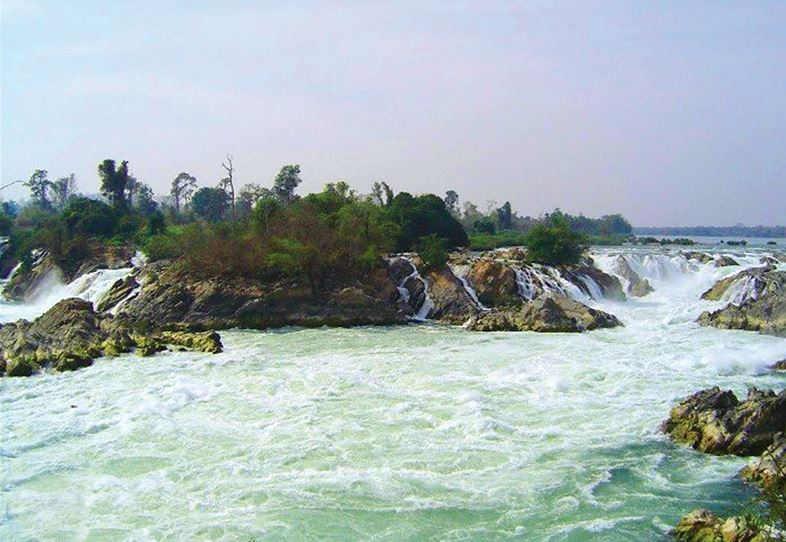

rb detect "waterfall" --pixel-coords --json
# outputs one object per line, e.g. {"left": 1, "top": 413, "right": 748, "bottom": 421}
{"left": 720, "top": 275, "right": 761, "bottom": 306}
{"left": 394, "top": 256, "right": 434, "bottom": 320}
{"left": 448, "top": 263, "right": 489, "bottom": 310}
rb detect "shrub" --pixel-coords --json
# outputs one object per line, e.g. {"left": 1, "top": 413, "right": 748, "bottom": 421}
{"left": 417, "top": 234, "right": 448, "bottom": 270}
{"left": 525, "top": 218, "right": 586, "bottom": 266}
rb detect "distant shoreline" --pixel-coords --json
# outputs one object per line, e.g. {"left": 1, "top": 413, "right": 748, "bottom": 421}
{"left": 634, "top": 227, "right": 786, "bottom": 238}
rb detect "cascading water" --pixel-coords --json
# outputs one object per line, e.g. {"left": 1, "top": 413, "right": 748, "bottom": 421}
{"left": 448, "top": 263, "right": 489, "bottom": 310}
{"left": 720, "top": 275, "right": 761, "bottom": 306}
{"left": 394, "top": 256, "right": 434, "bottom": 320}
{"left": 3, "top": 244, "right": 786, "bottom": 541}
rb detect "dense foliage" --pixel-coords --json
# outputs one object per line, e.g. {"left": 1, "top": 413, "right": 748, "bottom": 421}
{"left": 524, "top": 218, "right": 587, "bottom": 266}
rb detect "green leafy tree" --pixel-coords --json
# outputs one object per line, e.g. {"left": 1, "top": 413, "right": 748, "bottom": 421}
{"left": 496, "top": 201, "right": 512, "bottom": 230}
{"left": 146, "top": 210, "right": 166, "bottom": 236}
{"left": 336, "top": 201, "right": 398, "bottom": 269}
{"left": 191, "top": 187, "right": 229, "bottom": 222}
{"left": 170, "top": 172, "right": 197, "bottom": 215}
{"left": 251, "top": 196, "right": 281, "bottom": 232}
{"left": 24, "top": 169, "right": 52, "bottom": 209}
{"left": 51, "top": 174, "right": 77, "bottom": 210}
{"left": 237, "top": 183, "right": 274, "bottom": 219}
{"left": 388, "top": 192, "right": 468, "bottom": 252}
{"left": 417, "top": 234, "right": 448, "bottom": 270}
{"left": 444, "top": 190, "right": 459, "bottom": 216}
{"left": 131, "top": 182, "right": 158, "bottom": 216}
{"left": 525, "top": 217, "right": 586, "bottom": 266}
{"left": 272, "top": 164, "right": 302, "bottom": 205}
{"left": 472, "top": 217, "right": 496, "bottom": 235}
{"left": 98, "top": 159, "right": 131, "bottom": 210}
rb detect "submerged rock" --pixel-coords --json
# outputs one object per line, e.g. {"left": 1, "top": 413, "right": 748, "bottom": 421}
{"left": 0, "top": 297, "right": 223, "bottom": 377}
{"left": 662, "top": 386, "right": 786, "bottom": 456}
{"left": 465, "top": 294, "right": 621, "bottom": 332}
{"left": 673, "top": 509, "right": 765, "bottom": 542}
{"left": 698, "top": 269, "right": 786, "bottom": 336}
{"left": 715, "top": 255, "right": 739, "bottom": 267}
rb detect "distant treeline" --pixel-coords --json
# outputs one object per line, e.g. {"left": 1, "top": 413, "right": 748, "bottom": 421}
{"left": 634, "top": 226, "right": 786, "bottom": 238}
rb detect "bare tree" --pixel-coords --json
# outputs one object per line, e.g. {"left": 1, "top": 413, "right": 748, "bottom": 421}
{"left": 220, "top": 154, "right": 236, "bottom": 218}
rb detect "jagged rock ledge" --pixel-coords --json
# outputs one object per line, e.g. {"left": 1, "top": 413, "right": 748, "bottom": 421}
{"left": 0, "top": 298, "right": 222, "bottom": 377}
{"left": 699, "top": 268, "right": 786, "bottom": 337}
{"left": 673, "top": 509, "right": 766, "bottom": 542}
{"left": 662, "top": 386, "right": 786, "bottom": 456}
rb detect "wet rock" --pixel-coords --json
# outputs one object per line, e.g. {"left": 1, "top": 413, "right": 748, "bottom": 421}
{"left": 683, "top": 251, "right": 714, "bottom": 264}
{"left": 425, "top": 267, "right": 479, "bottom": 324}
{"left": 465, "top": 294, "right": 621, "bottom": 332}
{"left": 612, "top": 255, "right": 653, "bottom": 297}
{"left": 561, "top": 262, "right": 626, "bottom": 302}
{"left": 771, "top": 359, "right": 786, "bottom": 371}
{"left": 698, "top": 269, "right": 786, "bottom": 336}
{"left": 494, "top": 247, "right": 527, "bottom": 261}
{"left": 740, "top": 433, "right": 786, "bottom": 490}
{"left": 662, "top": 387, "right": 786, "bottom": 455}
{"left": 96, "top": 275, "right": 138, "bottom": 312}
{"left": 466, "top": 260, "right": 520, "bottom": 307}
{"left": 0, "top": 297, "right": 223, "bottom": 377}
{"left": 673, "top": 509, "right": 765, "bottom": 542}
{"left": 715, "top": 255, "right": 739, "bottom": 267}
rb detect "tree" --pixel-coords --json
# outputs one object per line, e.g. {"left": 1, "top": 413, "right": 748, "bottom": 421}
{"left": 336, "top": 200, "right": 398, "bottom": 268}
{"left": 191, "top": 187, "right": 229, "bottom": 222}
{"left": 417, "top": 234, "right": 448, "bottom": 270}
{"left": 444, "top": 190, "right": 459, "bottom": 216}
{"left": 472, "top": 217, "right": 496, "bottom": 235}
{"left": 370, "top": 182, "right": 384, "bottom": 206}
{"left": 220, "top": 154, "right": 236, "bottom": 218}
{"left": 273, "top": 165, "right": 302, "bottom": 204}
{"left": 24, "top": 169, "right": 51, "bottom": 209}
{"left": 251, "top": 196, "right": 280, "bottom": 233}
{"left": 237, "top": 183, "right": 274, "bottom": 219}
{"left": 51, "top": 174, "right": 77, "bottom": 210}
{"left": 462, "top": 201, "right": 481, "bottom": 226}
{"left": 496, "top": 201, "right": 512, "bottom": 230}
{"left": 170, "top": 172, "right": 197, "bottom": 215}
{"left": 388, "top": 192, "right": 468, "bottom": 251}
{"left": 525, "top": 217, "right": 586, "bottom": 266}
{"left": 381, "top": 182, "right": 394, "bottom": 206}
{"left": 131, "top": 182, "right": 158, "bottom": 216}
{"left": 98, "top": 159, "right": 131, "bottom": 210}
{"left": 147, "top": 210, "right": 166, "bottom": 236}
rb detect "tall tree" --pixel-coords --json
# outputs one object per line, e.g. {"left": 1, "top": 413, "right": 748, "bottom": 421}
{"left": 170, "top": 172, "right": 197, "bottom": 215}
{"left": 496, "top": 201, "right": 512, "bottom": 230}
{"left": 51, "top": 174, "right": 77, "bottom": 210}
{"left": 220, "top": 154, "right": 236, "bottom": 218}
{"left": 98, "top": 159, "right": 131, "bottom": 210}
{"left": 131, "top": 182, "right": 158, "bottom": 216}
{"left": 272, "top": 164, "right": 302, "bottom": 205}
{"left": 237, "top": 183, "right": 274, "bottom": 219}
{"left": 191, "top": 187, "right": 229, "bottom": 222}
{"left": 444, "top": 190, "right": 459, "bottom": 216}
{"left": 24, "top": 169, "right": 52, "bottom": 209}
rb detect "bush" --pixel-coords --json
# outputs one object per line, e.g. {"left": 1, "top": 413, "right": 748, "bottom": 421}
{"left": 525, "top": 218, "right": 586, "bottom": 266}
{"left": 417, "top": 234, "right": 448, "bottom": 270}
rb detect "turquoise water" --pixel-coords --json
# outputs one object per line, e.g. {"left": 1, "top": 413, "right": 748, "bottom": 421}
{"left": 2, "top": 250, "right": 786, "bottom": 541}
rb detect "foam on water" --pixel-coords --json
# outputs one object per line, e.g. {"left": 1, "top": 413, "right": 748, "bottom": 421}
{"left": 2, "top": 246, "right": 786, "bottom": 540}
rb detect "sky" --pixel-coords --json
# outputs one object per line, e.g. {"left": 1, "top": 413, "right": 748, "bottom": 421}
{"left": 1, "top": 1, "right": 785, "bottom": 227}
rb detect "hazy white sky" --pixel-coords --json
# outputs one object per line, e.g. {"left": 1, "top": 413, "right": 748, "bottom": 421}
{"left": 2, "top": 1, "right": 784, "bottom": 226}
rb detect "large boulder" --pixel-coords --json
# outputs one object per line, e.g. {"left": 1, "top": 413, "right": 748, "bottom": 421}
{"left": 425, "top": 267, "right": 479, "bottom": 324}
{"left": 682, "top": 251, "right": 714, "bottom": 264}
{"left": 662, "top": 387, "right": 786, "bottom": 456}
{"left": 0, "top": 297, "right": 223, "bottom": 377}
{"left": 465, "top": 294, "right": 621, "bottom": 332}
{"left": 673, "top": 509, "right": 765, "bottom": 542}
{"left": 700, "top": 266, "right": 773, "bottom": 301}
{"left": 466, "top": 260, "right": 520, "bottom": 307}
{"left": 715, "top": 255, "right": 739, "bottom": 267}
{"left": 698, "top": 270, "right": 786, "bottom": 336}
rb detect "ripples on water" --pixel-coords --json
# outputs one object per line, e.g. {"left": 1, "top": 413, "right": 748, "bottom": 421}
{"left": 1, "top": 247, "right": 786, "bottom": 540}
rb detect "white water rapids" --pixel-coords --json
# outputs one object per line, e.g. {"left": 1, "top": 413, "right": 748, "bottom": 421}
{"left": 1, "top": 246, "right": 786, "bottom": 540}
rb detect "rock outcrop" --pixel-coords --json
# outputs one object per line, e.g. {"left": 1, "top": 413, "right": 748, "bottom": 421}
{"left": 424, "top": 267, "right": 479, "bottom": 324}
{"left": 740, "top": 432, "right": 786, "bottom": 490}
{"left": 611, "top": 255, "right": 653, "bottom": 297}
{"left": 673, "top": 509, "right": 765, "bottom": 542}
{"left": 465, "top": 294, "right": 622, "bottom": 332}
{"left": 662, "top": 387, "right": 786, "bottom": 456}
{"left": 699, "top": 269, "right": 786, "bottom": 336}
{"left": 0, "top": 298, "right": 222, "bottom": 377}
{"left": 466, "top": 260, "right": 521, "bottom": 307}
{"left": 103, "top": 261, "right": 409, "bottom": 331}
{"left": 561, "top": 260, "right": 627, "bottom": 301}
{"left": 715, "top": 255, "right": 739, "bottom": 267}
{"left": 683, "top": 251, "right": 714, "bottom": 264}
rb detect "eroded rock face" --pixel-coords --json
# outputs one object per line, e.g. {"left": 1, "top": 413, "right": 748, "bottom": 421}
{"left": 465, "top": 294, "right": 621, "bottom": 332}
{"left": 673, "top": 509, "right": 765, "bottom": 542}
{"left": 425, "top": 267, "right": 479, "bottom": 324}
{"left": 104, "top": 262, "right": 409, "bottom": 331}
{"left": 466, "top": 260, "right": 520, "bottom": 307}
{"left": 698, "top": 269, "right": 786, "bottom": 336}
{"left": 0, "top": 297, "right": 223, "bottom": 377}
{"left": 561, "top": 261, "right": 626, "bottom": 302}
{"left": 682, "top": 251, "right": 714, "bottom": 264}
{"left": 662, "top": 387, "right": 786, "bottom": 456}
